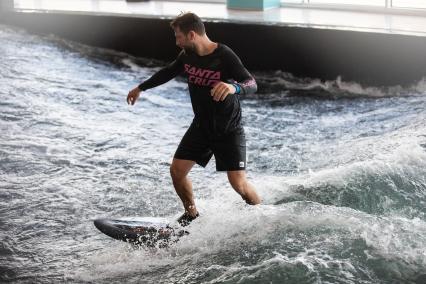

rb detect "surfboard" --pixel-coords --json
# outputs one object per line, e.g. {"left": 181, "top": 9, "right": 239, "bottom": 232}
{"left": 93, "top": 217, "right": 188, "bottom": 247}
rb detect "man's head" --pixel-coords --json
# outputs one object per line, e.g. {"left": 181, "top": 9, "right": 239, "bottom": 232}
{"left": 170, "top": 12, "right": 205, "bottom": 50}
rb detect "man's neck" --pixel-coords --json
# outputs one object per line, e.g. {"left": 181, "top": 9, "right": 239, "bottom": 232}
{"left": 194, "top": 37, "right": 218, "bottom": 56}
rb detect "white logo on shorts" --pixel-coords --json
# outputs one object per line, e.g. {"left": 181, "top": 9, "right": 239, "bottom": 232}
{"left": 239, "top": 161, "right": 245, "bottom": 167}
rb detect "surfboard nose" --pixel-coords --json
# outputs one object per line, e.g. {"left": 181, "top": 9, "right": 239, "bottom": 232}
{"left": 93, "top": 218, "right": 103, "bottom": 228}
{"left": 93, "top": 219, "right": 108, "bottom": 233}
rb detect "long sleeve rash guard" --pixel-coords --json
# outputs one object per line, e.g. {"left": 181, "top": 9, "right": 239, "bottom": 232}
{"left": 138, "top": 43, "right": 257, "bottom": 135}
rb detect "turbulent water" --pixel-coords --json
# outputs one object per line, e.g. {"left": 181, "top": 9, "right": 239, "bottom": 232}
{"left": 1, "top": 24, "right": 425, "bottom": 284}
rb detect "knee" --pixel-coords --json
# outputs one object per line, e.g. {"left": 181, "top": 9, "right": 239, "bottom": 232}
{"left": 170, "top": 164, "right": 185, "bottom": 182}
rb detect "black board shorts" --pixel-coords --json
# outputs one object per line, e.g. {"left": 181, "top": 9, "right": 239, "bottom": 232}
{"left": 174, "top": 122, "right": 246, "bottom": 171}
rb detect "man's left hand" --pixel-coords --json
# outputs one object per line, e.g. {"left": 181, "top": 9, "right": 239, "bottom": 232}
{"left": 210, "top": 82, "right": 236, "bottom": 102}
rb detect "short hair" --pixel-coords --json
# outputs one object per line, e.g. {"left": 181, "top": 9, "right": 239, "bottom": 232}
{"left": 170, "top": 12, "right": 206, "bottom": 35}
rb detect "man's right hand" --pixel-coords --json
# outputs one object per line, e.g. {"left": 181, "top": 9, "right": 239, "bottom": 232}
{"left": 127, "top": 87, "right": 142, "bottom": 105}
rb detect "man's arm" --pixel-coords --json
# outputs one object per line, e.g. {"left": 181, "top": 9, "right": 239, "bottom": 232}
{"left": 127, "top": 51, "right": 184, "bottom": 105}
{"left": 225, "top": 47, "right": 257, "bottom": 95}
{"left": 210, "top": 46, "right": 257, "bottom": 102}
{"left": 138, "top": 51, "right": 184, "bottom": 91}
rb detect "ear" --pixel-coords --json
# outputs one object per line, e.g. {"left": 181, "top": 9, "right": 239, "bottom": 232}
{"left": 188, "top": 31, "right": 196, "bottom": 41}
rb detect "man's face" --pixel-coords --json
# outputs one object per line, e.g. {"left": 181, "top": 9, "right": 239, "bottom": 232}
{"left": 174, "top": 27, "right": 194, "bottom": 51}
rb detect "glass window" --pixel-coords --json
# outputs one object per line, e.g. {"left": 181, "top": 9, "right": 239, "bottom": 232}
{"left": 392, "top": 0, "right": 426, "bottom": 9}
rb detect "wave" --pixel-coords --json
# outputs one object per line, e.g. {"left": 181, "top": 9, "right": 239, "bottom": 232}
{"left": 260, "top": 121, "right": 426, "bottom": 219}
{"left": 76, "top": 201, "right": 426, "bottom": 284}
{"left": 254, "top": 71, "right": 426, "bottom": 99}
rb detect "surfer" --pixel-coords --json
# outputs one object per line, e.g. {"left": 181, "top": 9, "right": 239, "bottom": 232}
{"left": 127, "top": 12, "right": 261, "bottom": 226}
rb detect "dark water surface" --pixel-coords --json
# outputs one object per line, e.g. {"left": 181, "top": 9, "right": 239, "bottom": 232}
{"left": 1, "top": 25, "right": 425, "bottom": 283}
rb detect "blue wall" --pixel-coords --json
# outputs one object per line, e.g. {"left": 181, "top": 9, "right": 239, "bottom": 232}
{"left": 227, "top": 0, "right": 281, "bottom": 10}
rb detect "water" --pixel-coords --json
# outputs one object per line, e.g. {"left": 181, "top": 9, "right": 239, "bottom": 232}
{"left": 1, "top": 24, "right": 425, "bottom": 283}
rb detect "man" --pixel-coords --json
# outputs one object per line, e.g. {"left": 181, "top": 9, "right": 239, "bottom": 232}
{"left": 127, "top": 12, "right": 261, "bottom": 226}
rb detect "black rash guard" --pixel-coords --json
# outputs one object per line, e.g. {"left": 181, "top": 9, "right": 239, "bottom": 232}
{"left": 138, "top": 43, "right": 257, "bottom": 135}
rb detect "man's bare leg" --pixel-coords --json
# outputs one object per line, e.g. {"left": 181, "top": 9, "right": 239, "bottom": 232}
{"left": 170, "top": 158, "right": 198, "bottom": 217}
{"left": 227, "top": 170, "right": 261, "bottom": 205}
